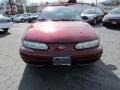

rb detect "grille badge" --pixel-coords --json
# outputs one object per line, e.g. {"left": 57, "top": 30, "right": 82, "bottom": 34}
{"left": 58, "top": 45, "right": 66, "bottom": 50}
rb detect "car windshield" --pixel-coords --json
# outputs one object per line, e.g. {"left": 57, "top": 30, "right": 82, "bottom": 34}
{"left": 33, "top": 13, "right": 40, "bottom": 16}
{"left": 82, "top": 9, "right": 97, "bottom": 14}
{"left": 38, "top": 7, "right": 81, "bottom": 21}
{"left": 110, "top": 8, "right": 120, "bottom": 14}
{"left": 15, "top": 14, "right": 21, "bottom": 17}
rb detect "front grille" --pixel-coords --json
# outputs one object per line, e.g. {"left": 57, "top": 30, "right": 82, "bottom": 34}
{"left": 110, "top": 19, "right": 120, "bottom": 23}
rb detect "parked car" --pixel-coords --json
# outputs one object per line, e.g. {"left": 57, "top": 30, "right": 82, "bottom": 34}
{"left": 10, "top": 14, "right": 21, "bottom": 22}
{"left": 103, "top": 7, "right": 120, "bottom": 27}
{"left": 81, "top": 8, "right": 105, "bottom": 25}
{"left": 0, "top": 14, "right": 13, "bottom": 33}
{"left": 26, "top": 12, "right": 41, "bottom": 23}
{"left": 13, "top": 13, "right": 32, "bottom": 23}
{"left": 20, "top": 6, "right": 103, "bottom": 66}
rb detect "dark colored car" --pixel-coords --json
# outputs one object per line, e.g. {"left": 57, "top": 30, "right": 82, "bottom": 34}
{"left": 81, "top": 8, "right": 105, "bottom": 25}
{"left": 26, "top": 12, "right": 41, "bottom": 23}
{"left": 103, "top": 7, "right": 120, "bottom": 27}
{"left": 20, "top": 6, "right": 103, "bottom": 66}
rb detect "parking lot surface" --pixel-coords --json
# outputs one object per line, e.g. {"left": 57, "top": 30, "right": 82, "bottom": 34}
{"left": 0, "top": 23, "right": 120, "bottom": 90}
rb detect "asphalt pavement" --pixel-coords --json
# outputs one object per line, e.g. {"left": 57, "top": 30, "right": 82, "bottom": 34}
{"left": 0, "top": 23, "right": 120, "bottom": 90}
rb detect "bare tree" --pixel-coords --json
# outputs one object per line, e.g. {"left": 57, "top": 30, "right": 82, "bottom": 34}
{"left": 102, "top": 0, "right": 120, "bottom": 5}
{"left": 8, "top": 0, "right": 14, "bottom": 15}
{"left": 15, "top": 0, "right": 26, "bottom": 4}
{"left": 15, "top": 0, "right": 27, "bottom": 13}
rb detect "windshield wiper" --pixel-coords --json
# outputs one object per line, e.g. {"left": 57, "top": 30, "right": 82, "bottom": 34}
{"left": 52, "top": 19, "right": 79, "bottom": 21}
{"left": 38, "top": 19, "right": 80, "bottom": 21}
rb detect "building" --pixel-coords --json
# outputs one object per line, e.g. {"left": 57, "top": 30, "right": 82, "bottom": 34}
{"left": 65, "top": 3, "right": 93, "bottom": 13}
{"left": 28, "top": 2, "right": 92, "bottom": 13}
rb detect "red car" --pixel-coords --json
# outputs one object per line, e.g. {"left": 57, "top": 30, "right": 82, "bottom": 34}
{"left": 20, "top": 6, "right": 103, "bottom": 66}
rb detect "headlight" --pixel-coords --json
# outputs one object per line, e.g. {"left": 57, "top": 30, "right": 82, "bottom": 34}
{"left": 75, "top": 40, "right": 99, "bottom": 50}
{"left": 22, "top": 40, "right": 48, "bottom": 50}
{"left": 103, "top": 17, "right": 109, "bottom": 21}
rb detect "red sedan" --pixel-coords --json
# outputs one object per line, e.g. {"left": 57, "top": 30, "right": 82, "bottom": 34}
{"left": 20, "top": 6, "right": 103, "bottom": 65}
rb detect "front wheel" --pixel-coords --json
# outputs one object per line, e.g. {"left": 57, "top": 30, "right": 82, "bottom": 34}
{"left": 3, "top": 28, "right": 9, "bottom": 33}
{"left": 92, "top": 19, "right": 97, "bottom": 25}
{"left": 21, "top": 19, "right": 25, "bottom": 23}
{"left": 31, "top": 19, "right": 37, "bottom": 23}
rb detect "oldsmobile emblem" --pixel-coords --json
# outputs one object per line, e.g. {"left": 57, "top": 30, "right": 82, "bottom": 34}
{"left": 58, "top": 45, "right": 66, "bottom": 50}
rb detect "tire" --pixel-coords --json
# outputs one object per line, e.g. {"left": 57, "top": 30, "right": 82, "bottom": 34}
{"left": 31, "top": 20, "right": 35, "bottom": 23}
{"left": 31, "top": 19, "right": 37, "bottom": 23}
{"left": 28, "top": 20, "right": 32, "bottom": 23}
{"left": 3, "top": 28, "right": 9, "bottom": 33}
{"left": 92, "top": 19, "right": 97, "bottom": 25}
{"left": 21, "top": 19, "right": 25, "bottom": 23}
{"left": 13, "top": 20, "right": 16, "bottom": 23}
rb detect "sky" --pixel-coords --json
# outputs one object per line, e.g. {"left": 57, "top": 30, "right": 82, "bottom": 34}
{"left": 0, "top": 0, "right": 106, "bottom": 4}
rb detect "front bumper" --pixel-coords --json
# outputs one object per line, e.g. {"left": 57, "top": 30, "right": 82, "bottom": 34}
{"left": 103, "top": 19, "right": 120, "bottom": 27}
{"left": 0, "top": 22, "right": 13, "bottom": 29}
{"left": 20, "top": 45, "right": 103, "bottom": 65}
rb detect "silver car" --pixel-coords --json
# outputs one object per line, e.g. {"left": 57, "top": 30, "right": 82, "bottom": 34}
{"left": 13, "top": 13, "right": 32, "bottom": 23}
{"left": 81, "top": 8, "right": 105, "bottom": 25}
{"left": 0, "top": 14, "right": 13, "bottom": 33}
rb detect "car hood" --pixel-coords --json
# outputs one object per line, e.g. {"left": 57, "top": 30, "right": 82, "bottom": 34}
{"left": 105, "top": 14, "right": 120, "bottom": 19}
{"left": 23, "top": 21, "right": 98, "bottom": 43}
{"left": 81, "top": 14, "right": 97, "bottom": 17}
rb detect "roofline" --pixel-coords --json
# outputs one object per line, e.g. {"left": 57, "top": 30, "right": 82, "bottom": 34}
{"left": 31, "top": 3, "right": 92, "bottom": 7}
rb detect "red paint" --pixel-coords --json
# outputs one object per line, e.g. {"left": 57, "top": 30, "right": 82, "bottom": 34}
{"left": 20, "top": 17, "right": 103, "bottom": 65}
{"left": 24, "top": 21, "right": 98, "bottom": 43}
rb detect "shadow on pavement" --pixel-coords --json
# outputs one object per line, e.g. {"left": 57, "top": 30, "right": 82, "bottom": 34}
{"left": 0, "top": 31, "right": 11, "bottom": 38}
{"left": 93, "top": 23, "right": 103, "bottom": 28}
{"left": 105, "top": 26, "right": 120, "bottom": 31}
{"left": 18, "top": 60, "right": 120, "bottom": 90}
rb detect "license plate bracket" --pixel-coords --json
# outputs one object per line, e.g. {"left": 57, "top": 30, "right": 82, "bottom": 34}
{"left": 53, "top": 57, "right": 71, "bottom": 66}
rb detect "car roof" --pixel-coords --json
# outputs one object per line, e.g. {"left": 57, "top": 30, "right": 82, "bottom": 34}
{"left": 112, "top": 7, "right": 120, "bottom": 10}
{"left": 83, "top": 8, "right": 102, "bottom": 12}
